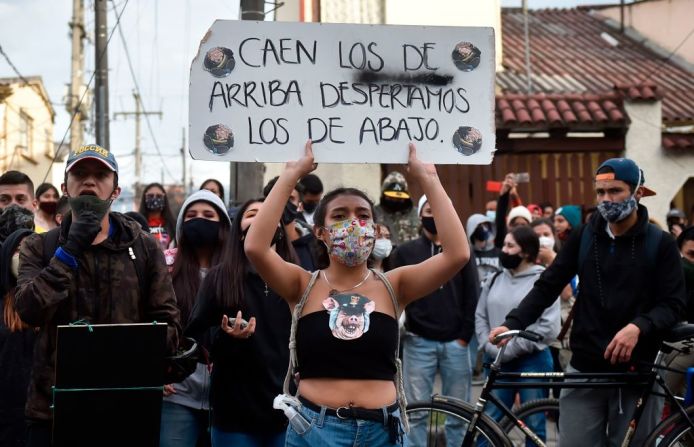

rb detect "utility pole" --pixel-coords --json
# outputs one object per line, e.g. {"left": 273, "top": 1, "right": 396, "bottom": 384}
{"left": 229, "top": 0, "right": 267, "bottom": 206}
{"left": 68, "top": 0, "right": 86, "bottom": 153}
{"left": 181, "top": 128, "right": 187, "bottom": 193}
{"left": 114, "top": 92, "right": 162, "bottom": 194}
{"left": 94, "top": 0, "right": 110, "bottom": 148}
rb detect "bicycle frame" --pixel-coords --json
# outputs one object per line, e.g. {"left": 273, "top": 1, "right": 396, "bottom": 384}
{"left": 461, "top": 332, "right": 694, "bottom": 447}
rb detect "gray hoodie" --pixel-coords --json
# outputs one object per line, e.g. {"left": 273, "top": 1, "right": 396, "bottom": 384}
{"left": 466, "top": 214, "right": 501, "bottom": 284}
{"left": 475, "top": 264, "right": 560, "bottom": 363}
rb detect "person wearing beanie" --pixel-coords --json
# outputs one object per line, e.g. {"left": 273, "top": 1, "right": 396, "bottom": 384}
{"left": 391, "top": 195, "right": 479, "bottom": 447}
{"left": 490, "top": 157, "right": 685, "bottom": 446}
{"left": 507, "top": 206, "right": 532, "bottom": 228}
{"left": 527, "top": 204, "right": 542, "bottom": 221}
{"left": 160, "top": 189, "right": 232, "bottom": 447}
{"left": 554, "top": 205, "right": 582, "bottom": 243}
{"left": 14, "top": 144, "right": 181, "bottom": 446}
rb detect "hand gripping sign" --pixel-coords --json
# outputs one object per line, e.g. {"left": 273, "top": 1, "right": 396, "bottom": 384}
{"left": 189, "top": 21, "right": 495, "bottom": 165}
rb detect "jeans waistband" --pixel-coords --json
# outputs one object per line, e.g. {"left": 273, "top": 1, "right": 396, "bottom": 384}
{"left": 298, "top": 396, "right": 398, "bottom": 424}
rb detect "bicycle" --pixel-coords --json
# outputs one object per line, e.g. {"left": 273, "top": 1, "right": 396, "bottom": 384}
{"left": 405, "top": 324, "right": 694, "bottom": 447}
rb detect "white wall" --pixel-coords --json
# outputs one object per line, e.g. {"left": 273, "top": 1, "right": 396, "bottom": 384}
{"left": 599, "top": 0, "right": 694, "bottom": 65}
{"left": 385, "top": 0, "right": 502, "bottom": 71}
{"left": 623, "top": 100, "right": 694, "bottom": 224}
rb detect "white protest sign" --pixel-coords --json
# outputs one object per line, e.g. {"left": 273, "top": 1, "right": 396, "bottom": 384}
{"left": 189, "top": 21, "right": 495, "bottom": 164}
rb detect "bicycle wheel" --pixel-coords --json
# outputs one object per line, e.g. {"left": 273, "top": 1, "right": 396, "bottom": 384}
{"left": 500, "top": 398, "right": 560, "bottom": 447}
{"left": 643, "top": 405, "right": 694, "bottom": 446}
{"left": 406, "top": 396, "right": 511, "bottom": 447}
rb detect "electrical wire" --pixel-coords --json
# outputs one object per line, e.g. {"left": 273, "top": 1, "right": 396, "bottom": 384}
{"left": 110, "top": 0, "right": 176, "bottom": 183}
{"left": 639, "top": 25, "right": 694, "bottom": 85}
{"left": 40, "top": 0, "right": 131, "bottom": 183}
{"left": 0, "top": 44, "right": 51, "bottom": 101}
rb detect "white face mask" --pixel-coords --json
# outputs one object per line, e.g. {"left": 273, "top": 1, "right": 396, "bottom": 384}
{"left": 372, "top": 238, "right": 393, "bottom": 260}
{"left": 539, "top": 236, "right": 555, "bottom": 250}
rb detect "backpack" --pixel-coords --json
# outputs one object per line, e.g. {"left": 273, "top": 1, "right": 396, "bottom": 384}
{"left": 557, "top": 222, "right": 663, "bottom": 341}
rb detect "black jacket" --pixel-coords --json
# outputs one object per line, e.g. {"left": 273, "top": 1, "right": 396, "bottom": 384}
{"left": 185, "top": 270, "right": 291, "bottom": 433}
{"left": 391, "top": 235, "right": 480, "bottom": 342}
{"left": 504, "top": 205, "right": 686, "bottom": 372}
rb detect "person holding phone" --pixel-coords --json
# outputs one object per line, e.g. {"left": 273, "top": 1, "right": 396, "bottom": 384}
{"left": 244, "top": 141, "right": 469, "bottom": 446}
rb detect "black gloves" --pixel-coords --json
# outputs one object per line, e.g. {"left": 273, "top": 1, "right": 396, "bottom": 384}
{"left": 62, "top": 210, "right": 103, "bottom": 257}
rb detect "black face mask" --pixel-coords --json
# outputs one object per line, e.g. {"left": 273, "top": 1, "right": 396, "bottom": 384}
{"left": 472, "top": 225, "right": 490, "bottom": 242}
{"left": 182, "top": 218, "right": 219, "bottom": 247}
{"left": 381, "top": 196, "right": 411, "bottom": 213}
{"left": 282, "top": 201, "right": 300, "bottom": 226}
{"left": 421, "top": 216, "right": 438, "bottom": 235}
{"left": 302, "top": 201, "right": 318, "bottom": 213}
{"left": 500, "top": 252, "right": 523, "bottom": 270}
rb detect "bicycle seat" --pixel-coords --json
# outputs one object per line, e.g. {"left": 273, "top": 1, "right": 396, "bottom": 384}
{"left": 663, "top": 323, "right": 694, "bottom": 343}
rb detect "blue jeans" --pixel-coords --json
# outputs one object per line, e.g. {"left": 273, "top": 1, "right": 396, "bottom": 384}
{"left": 403, "top": 334, "right": 472, "bottom": 447}
{"left": 211, "top": 428, "right": 285, "bottom": 447}
{"left": 159, "top": 401, "right": 210, "bottom": 447}
{"left": 483, "top": 349, "right": 553, "bottom": 447}
{"left": 285, "top": 403, "right": 404, "bottom": 446}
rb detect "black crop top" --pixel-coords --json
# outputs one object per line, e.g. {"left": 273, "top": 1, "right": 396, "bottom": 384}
{"left": 295, "top": 293, "right": 398, "bottom": 380}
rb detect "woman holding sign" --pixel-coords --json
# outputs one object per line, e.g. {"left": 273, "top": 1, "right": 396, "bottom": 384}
{"left": 244, "top": 141, "right": 469, "bottom": 446}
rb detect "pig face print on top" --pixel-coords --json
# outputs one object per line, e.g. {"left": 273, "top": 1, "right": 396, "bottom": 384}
{"left": 322, "top": 294, "right": 375, "bottom": 340}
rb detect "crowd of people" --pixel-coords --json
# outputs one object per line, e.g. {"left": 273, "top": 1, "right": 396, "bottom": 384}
{"left": 0, "top": 142, "right": 692, "bottom": 447}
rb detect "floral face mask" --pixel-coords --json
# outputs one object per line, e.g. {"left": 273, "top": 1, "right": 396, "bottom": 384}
{"left": 323, "top": 218, "right": 376, "bottom": 267}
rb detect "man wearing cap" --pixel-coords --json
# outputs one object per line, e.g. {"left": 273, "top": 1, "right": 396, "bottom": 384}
{"left": 391, "top": 195, "right": 479, "bottom": 447}
{"left": 489, "top": 158, "right": 686, "bottom": 446}
{"left": 374, "top": 171, "right": 420, "bottom": 247}
{"left": 14, "top": 144, "right": 181, "bottom": 446}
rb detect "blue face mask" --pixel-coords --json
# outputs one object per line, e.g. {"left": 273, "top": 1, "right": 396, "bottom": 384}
{"left": 486, "top": 210, "right": 496, "bottom": 220}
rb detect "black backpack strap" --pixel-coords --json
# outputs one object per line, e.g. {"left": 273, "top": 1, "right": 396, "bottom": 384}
{"left": 42, "top": 228, "right": 62, "bottom": 266}
{"left": 487, "top": 271, "right": 502, "bottom": 291}
{"left": 577, "top": 224, "right": 594, "bottom": 269}
{"left": 644, "top": 223, "right": 663, "bottom": 272}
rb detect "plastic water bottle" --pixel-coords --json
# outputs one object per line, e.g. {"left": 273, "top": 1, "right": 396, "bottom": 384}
{"left": 273, "top": 394, "right": 311, "bottom": 434}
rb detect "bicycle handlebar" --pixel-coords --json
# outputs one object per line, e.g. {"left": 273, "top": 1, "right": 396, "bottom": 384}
{"left": 492, "top": 329, "right": 543, "bottom": 344}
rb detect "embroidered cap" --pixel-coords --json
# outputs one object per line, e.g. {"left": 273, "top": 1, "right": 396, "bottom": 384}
{"left": 65, "top": 144, "right": 119, "bottom": 174}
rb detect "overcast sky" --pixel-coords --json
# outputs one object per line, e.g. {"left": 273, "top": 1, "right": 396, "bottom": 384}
{"left": 0, "top": 0, "right": 621, "bottom": 200}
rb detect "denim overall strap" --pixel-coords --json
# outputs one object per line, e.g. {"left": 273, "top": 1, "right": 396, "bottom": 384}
{"left": 283, "top": 270, "right": 320, "bottom": 396}
{"left": 371, "top": 269, "right": 409, "bottom": 433}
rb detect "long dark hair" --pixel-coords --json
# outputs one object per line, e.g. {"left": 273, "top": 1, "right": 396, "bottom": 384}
{"left": 139, "top": 183, "right": 176, "bottom": 241}
{"left": 509, "top": 226, "right": 540, "bottom": 263}
{"left": 312, "top": 187, "right": 376, "bottom": 270}
{"left": 200, "top": 178, "right": 225, "bottom": 201}
{"left": 205, "top": 198, "right": 297, "bottom": 310}
{"left": 35, "top": 183, "right": 59, "bottom": 200}
{"left": 171, "top": 200, "right": 232, "bottom": 325}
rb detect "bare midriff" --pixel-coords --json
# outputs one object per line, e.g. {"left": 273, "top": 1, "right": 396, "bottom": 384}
{"left": 298, "top": 378, "right": 397, "bottom": 408}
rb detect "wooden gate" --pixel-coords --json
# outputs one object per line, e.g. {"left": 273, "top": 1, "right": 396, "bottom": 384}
{"left": 383, "top": 151, "right": 621, "bottom": 222}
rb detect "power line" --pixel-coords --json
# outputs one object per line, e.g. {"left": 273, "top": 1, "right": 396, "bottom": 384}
{"left": 639, "top": 25, "right": 694, "bottom": 85}
{"left": 41, "top": 0, "right": 130, "bottom": 183}
{"left": 0, "top": 44, "right": 52, "bottom": 101}
{"left": 110, "top": 0, "right": 176, "bottom": 183}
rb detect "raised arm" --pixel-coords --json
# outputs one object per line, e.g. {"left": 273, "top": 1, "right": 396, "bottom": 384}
{"left": 244, "top": 141, "right": 314, "bottom": 304}
{"left": 387, "top": 143, "right": 470, "bottom": 306}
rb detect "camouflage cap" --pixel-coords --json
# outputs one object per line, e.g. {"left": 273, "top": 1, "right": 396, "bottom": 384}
{"left": 381, "top": 171, "right": 410, "bottom": 199}
{"left": 0, "top": 204, "right": 35, "bottom": 243}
